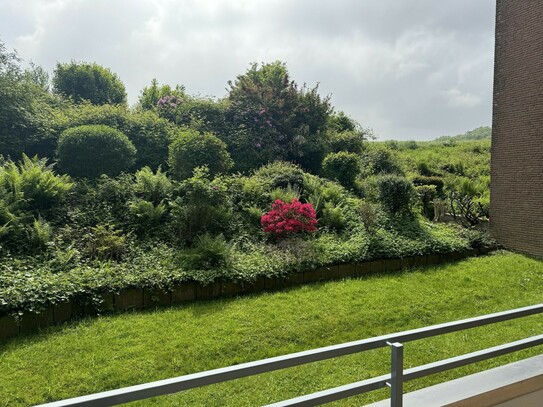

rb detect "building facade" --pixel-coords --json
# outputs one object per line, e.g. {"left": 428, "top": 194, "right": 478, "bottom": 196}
{"left": 491, "top": 1, "right": 543, "bottom": 258}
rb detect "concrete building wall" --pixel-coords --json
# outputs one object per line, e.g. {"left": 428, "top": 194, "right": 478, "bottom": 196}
{"left": 491, "top": 1, "right": 543, "bottom": 258}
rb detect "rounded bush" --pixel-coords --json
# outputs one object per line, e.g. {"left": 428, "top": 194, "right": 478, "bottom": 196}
{"left": 254, "top": 161, "right": 305, "bottom": 190}
{"left": 328, "top": 131, "right": 365, "bottom": 154}
{"left": 261, "top": 199, "right": 318, "bottom": 239}
{"left": 376, "top": 175, "right": 414, "bottom": 215}
{"left": 412, "top": 176, "right": 445, "bottom": 196}
{"left": 55, "top": 104, "right": 177, "bottom": 170}
{"left": 58, "top": 124, "right": 136, "bottom": 178}
{"left": 364, "top": 148, "right": 402, "bottom": 175}
{"left": 321, "top": 151, "right": 361, "bottom": 189}
{"left": 168, "top": 129, "right": 233, "bottom": 180}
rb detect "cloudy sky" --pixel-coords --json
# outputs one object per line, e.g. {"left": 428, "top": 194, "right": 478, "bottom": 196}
{"left": 0, "top": 0, "right": 496, "bottom": 140}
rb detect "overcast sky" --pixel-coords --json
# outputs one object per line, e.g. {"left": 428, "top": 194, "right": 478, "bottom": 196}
{"left": 0, "top": 0, "right": 496, "bottom": 140}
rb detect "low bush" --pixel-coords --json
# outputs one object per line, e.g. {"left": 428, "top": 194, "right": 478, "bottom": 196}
{"left": 133, "top": 166, "right": 172, "bottom": 204}
{"left": 363, "top": 148, "right": 403, "bottom": 176}
{"left": 412, "top": 176, "right": 445, "bottom": 196}
{"left": 321, "top": 151, "right": 361, "bottom": 189}
{"left": 58, "top": 125, "right": 136, "bottom": 178}
{"left": 320, "top": 202, "right": 346, "bottom": 231}
{"left": 128, "top": 199, "right": 167, "bottom": 232}
{"left": 328, "top": 130, "right": 365, "bottom": 154}
{"left": 168, "top": 129, "right": 233, "bottom": 181}
{"left": 270, "top": 184, "right": 301, "bottom": 203}
{"left": 171, "top": 167, "right": 232, "bottom": 240}
{"left": 83, "top": 224, "right": 127, "bottom": 261}
{"left": 0, "top": 154, "right": 73, "bottom": 212}
{"left": 415, "top": 184, "right": 437, "bottom": 219}
{"left": 376, "top": 175, "right": 414, "bottom": 215}
{"left": 357, "top": 200, "right": 381, "bottom": 233}
{"left": 0, "top": 155, "right": 72, "bottom": 252}
{"left": 55, "top": 104, "right": 176, "bottom": 170}
{"left": 261, "top": 199, "right": 318, "bottom": 239}
{"left": 254, "top": 161, "right": 305, "bottom": 190}
{"left": 182, "top": 233, "right": 233, "bottom": 270}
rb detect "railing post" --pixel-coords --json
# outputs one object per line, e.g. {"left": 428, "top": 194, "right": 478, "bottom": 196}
{"left": 388, "top": 342, "right": 404, "bottom": 407}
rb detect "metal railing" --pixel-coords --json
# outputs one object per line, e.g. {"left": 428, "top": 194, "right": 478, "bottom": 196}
{"left": 37, "top": 303, "right": 543, "bottom": 407}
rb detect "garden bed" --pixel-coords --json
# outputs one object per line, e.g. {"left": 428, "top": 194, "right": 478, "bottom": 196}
{"left": 0, "top": 246, "right": 494, "bottom": 342}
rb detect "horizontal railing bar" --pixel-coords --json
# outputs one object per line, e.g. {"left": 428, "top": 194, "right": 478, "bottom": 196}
{"left": 37, "top": 302, "right": 543, "bottom": 407}
{"left": 404, "top": 333, "right": 543, "bottom": 382}
{"left": 271, "top": 334, "right": 543, "bottom": 407}
{"left": 263, "top": 375, "right": 389, "bottom": 407}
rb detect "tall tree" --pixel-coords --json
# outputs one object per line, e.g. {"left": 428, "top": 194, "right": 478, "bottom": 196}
{"left": 53, "top": 61, "right": 127, "bottom": 105}
{"left": 0, "top": 41, "right": 56, "bottom": 159}
{"left": 225, "top": 61, "right": 332, "bottom": 172}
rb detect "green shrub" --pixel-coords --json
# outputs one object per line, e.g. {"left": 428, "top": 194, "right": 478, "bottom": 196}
{"left": 52, "top": 61, "right": 127, "bottom": 105}
{"left": 270, "top": 184, "right": 301, "bottom": 203}
{"left": 0, "top": 155, "right": 73, "bottom": 212}
{"left": 416, "top": 161, "right": 434, "bottom": 176}
{"left": 169, "top": 129, "right": 233, "bottom": 181}
{"left": 171, "top": 167, "right": 232, "bottom": 240}
{"left": 84, "top": 224, "right": 126, "bottom": 261}
{"left": 27, "top": 217, "right": 53, "bottom": 251}
{"left": 0, "top": 44, "right": 58, "bottom": 160}
{"left": 320, "top": 202, "right": 346, "bottom": 231}
{"left": 58, "top": 125, "right": 136, "bottom": 178}
{"left": 328, "top": 131, "right": 365, "bottom": 154}
{"left": 55, "top": 104, "right": 177, "bottom": 170}
{"left": 441, "top": 161, "right": 465, "bottom": 175}
{"left": 303, "top": 174, "right": 348, "bottom": 214}
{"left": 415, "top": 184, "right": 437, "bottom": 219}
{"left": 126, "top": 111, "right": 178, "bottom": 170}
{"left": 412, "top": 176, "right": 445, "bottom": 196}
{"left": 183, "top": 233, "right": 232, "bottom": 270}
{"left": 364, "top": 148, "right": 402, "bottom": 175}
{"left": 254, "top": 161, "right": 305, "bottom": 190}
{"left": 128, "top": 199, "right": 167, "bottom": 231}
{"left": 133, "top": 166, "right": 172, "bottom": 204}
{"left": 357, "top": 200, "right": 381, "bottom": 233}
{"left": 321, "top": 151, "right": 360, "bottom": 189}
{"left": 73, "top": 173, "right": 136, "bottom": 226}
{"left": 376, "top": 175, "right": 414, "bottom": 215}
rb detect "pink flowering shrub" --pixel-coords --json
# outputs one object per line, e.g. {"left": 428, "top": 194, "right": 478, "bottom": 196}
{"left": 261, "top": 199, "right": 318, "bottom": 238}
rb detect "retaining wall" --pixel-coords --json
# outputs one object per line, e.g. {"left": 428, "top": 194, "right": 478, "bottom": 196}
{"left": 0, "top": 247, "right": 495, "bottom": 342}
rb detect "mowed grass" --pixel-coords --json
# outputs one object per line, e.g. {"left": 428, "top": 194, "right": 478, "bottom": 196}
{"left": 2, "top": 251, "right": 543, "bottom": 406}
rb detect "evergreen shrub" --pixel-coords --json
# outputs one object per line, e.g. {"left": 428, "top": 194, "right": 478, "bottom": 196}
{"left": 58, "top": 125, "right": 136, "bottom": 178}
{"left": 376, "top": 175, "right": 414, "bottom": 215}
{"left": 168, "top": 129, "right": 233, "bottom": 181}
{"left": 321, "top": 151, "right": 360, "bottom": 189}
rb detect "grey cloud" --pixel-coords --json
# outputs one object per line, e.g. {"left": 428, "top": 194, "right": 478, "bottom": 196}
{"left": 0, "top": 0, "right": 496, "bottom": 140}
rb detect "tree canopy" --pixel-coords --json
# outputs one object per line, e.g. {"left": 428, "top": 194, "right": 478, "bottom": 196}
{"left": 53, "top": 61, "right": 127, "bottom": 105}
{"left": 0, "top": 41, "right": 56, "bottom": 159}
{"left": 225, "top": 61, "right": 332, "bottom": 172}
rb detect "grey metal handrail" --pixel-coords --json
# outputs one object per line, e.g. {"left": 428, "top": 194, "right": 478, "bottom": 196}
{"left": 36, "top": 302, "right": 543, "bottom": 407}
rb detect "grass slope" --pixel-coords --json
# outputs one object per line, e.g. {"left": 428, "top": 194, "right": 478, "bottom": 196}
{"left": 2, "top": 251, "right": 543, "bottom": 406}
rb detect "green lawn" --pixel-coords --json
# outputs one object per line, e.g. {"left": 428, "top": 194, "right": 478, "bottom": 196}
{"left": 2, "top": 251, "right": 543, "bottom": 406}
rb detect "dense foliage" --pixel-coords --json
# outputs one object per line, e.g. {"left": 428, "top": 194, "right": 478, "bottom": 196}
{"left": 168, "top": 130, "right": 233, "bottom": 180}
{"left": 53, "top": 61, "right": 127, "bottom": 105}
{"left": 321, "top": 151, "right": 361, "bottom": 189}
{"left": 58, "top": 125, "right": 136, "bottom": 178}
{"left": 0, "top": 43, "right": 57, "bottom": 160}
{"left": 261, "top": 199, "right": 318, "bottom": 238}
{"left": 0, "top": 42, "right": 494, "bottom": 318}
{"left": 225, "top": 61, "right": 332, "bottom": 173}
